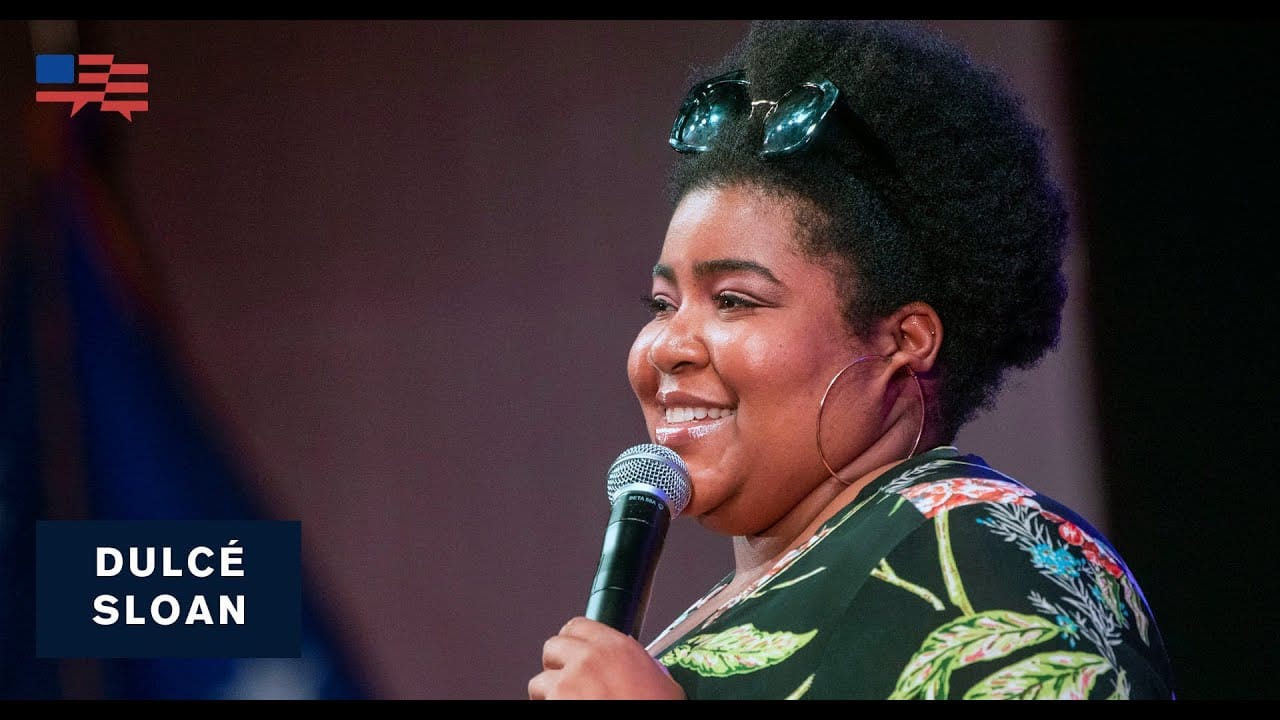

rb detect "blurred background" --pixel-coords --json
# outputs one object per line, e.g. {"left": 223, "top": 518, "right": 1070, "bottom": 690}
{"left": 0, "top": 19, "right": 1275, "bottom": 700}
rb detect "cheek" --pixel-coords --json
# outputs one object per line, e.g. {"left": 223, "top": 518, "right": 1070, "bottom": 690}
{"left": 713, "top": 327, "right": 824, "bottom": 402}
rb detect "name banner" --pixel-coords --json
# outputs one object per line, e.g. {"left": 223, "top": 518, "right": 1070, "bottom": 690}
{"left": 37, "top": 520, "right": 301, "bottom": 658}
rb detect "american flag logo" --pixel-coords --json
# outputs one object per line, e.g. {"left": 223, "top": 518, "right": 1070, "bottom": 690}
{"left": 35, "top": 53, "right": 149, "bottom": 121}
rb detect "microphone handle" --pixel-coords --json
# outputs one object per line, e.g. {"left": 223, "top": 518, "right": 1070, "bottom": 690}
{"left": 585, "top": 491, "right": 672, "bottom": 638}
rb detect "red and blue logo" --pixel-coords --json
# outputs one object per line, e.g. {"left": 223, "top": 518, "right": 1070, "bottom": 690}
{"left": 35, "top": 53, "right": 148, "bottom": 121}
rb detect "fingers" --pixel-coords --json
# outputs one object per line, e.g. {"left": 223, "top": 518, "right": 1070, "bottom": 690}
{"left": 531, "top": 617, "right": 668, "bottom": 700}
{"left": 530, "top": 634, "right": 585, "bottom": 700}
{"left": 528, "top": 671, "right": 551, "bottom": 700}
{"left": 558, "top": 615, "right": 589, "bottom": 635}
{"left": 532, "top": 619, "right": 591, "bottom": 699}
{"left": 558, "top": 615, "right": 622, "bottom": 641}
{"left": 540, "top": 632, "right": 579, "bottom": 671}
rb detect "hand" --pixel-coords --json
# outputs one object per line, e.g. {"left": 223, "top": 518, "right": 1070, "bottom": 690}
{"left": 528, "top": 616, "right": 687, "bottom": 700}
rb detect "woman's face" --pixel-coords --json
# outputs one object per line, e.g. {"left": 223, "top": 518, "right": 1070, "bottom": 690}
{"left": 627, "top": 184, "right": 884, "bottom": 536}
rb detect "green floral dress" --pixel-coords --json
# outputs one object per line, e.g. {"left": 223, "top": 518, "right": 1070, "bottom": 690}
{"left": 647, "top": 446, "right": 1176, "bottom": 700}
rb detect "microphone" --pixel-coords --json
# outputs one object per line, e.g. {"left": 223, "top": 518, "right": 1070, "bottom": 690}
{"left": 584, "top": 443, "right": 692, "bottom": 639}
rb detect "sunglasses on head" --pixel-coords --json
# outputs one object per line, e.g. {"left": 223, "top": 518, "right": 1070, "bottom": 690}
{"left": 668, "top": 69, "right": 842, "bottom": 157}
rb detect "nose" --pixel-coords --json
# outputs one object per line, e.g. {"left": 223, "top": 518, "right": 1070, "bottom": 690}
{"left": 646, "top": 307, "right": 710, "bottom": 375}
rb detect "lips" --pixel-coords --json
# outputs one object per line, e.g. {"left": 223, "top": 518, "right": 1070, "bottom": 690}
{"left": 653, "top": 391, "right": 737, "bottom": 447}
{"left": 655, "top": 416, "right": 733, "bottom": 447}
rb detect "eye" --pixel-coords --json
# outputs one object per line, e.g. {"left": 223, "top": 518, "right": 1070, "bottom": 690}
{"left": 641, "top": 295, "right": 676, "bottom": 316}
{"left": 715, "top": 292, "right": 760, "bottom": 311}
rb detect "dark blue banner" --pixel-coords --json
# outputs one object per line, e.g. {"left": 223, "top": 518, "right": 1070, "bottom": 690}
{"left": 37, "top": 520, "right": 301, "bottom": 659}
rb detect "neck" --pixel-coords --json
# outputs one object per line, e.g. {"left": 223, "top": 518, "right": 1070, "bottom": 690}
{"left": 720, "top": 404, "right": 946, "bottom": 591}
{"left": 727, "top": 455, "right": 904, "bottom": 587}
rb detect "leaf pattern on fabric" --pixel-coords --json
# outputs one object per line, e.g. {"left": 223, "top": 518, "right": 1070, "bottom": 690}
{"left": 890, "top": 611, "right": 1060, "bottom": 699}
{"left": 1106, "top": 669, "right": 1131, "bottom": 700}
{"left": 961, "top": 651, "right": 1111, "bottom": 699}
{"left": 978, "top": 502, "right": 1154, "bottom": 667}
{"left": 1120, "top": 577, "right": 1150, "bottom": 645}
{"left": 1093, "top": 570, "right": 1128, "bottom": 626}
{"left": 651, "top": 449, "right": 1173, "bottom": 699}
{"left": 660, "top": 623, "right": 818, "bottom": 678}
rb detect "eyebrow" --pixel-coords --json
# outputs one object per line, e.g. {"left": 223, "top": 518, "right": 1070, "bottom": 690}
{"left": 652, "top": 259, "right": 782, "bottom": 285}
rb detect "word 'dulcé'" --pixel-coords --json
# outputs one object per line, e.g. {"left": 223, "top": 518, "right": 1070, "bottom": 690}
{"left": 97, "top": 540, "right": 244, "bottom": 578}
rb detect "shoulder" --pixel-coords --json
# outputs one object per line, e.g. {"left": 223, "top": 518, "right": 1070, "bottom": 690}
{"left": 878, "top": 453, "right": 1128, "bottom": 580}
{"left": 874, "top": 452, "right": 1146, "bottom": 625}
{"left": 847, "top": 451, "right": 1177, "bottom": 699}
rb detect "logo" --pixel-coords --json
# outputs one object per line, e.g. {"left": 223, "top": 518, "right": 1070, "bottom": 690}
{"left": 35, "top": 53, "right": 148, "bottom": 121}
{"left": 37, "top": 520, "right": 302, "bottom": 658}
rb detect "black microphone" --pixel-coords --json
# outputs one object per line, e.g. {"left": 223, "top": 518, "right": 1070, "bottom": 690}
{"left": 584, "top": 443, "right": 692, "bottom": 639}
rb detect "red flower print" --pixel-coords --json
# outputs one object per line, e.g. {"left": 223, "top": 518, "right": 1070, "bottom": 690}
{"left": 1055, "top": 520, "right": 1125, "bottom": 579}
{"left": 1059, "top": 522, "right": 1085, "bottom": 546}
{"left": 898, "top": 477, "right": 1038, "bottom": 519}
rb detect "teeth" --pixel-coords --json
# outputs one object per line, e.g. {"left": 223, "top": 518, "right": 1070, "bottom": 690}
{"left": 664, "top": 407, "right": 736, "bottom": 423}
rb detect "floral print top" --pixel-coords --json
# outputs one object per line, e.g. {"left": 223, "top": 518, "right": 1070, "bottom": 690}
{"left": 646, "top": 446, "right": 1176, "bottom": 700}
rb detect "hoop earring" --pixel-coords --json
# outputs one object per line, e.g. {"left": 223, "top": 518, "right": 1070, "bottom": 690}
{"left": 816, "top": 354, "right": 926, "bottom": 485}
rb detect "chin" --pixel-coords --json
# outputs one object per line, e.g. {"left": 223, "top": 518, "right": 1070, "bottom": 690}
{"left": 683, "top": 491, "right": 757, "bottom": 536}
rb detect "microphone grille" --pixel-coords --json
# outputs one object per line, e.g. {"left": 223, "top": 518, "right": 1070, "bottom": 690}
{"left": 606, "top": 443, "right": 692, "bottom": 518}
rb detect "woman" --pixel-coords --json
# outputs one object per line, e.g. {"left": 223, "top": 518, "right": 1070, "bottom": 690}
{"left": 528, "top": 20, "right": 1176, "bottom": 700}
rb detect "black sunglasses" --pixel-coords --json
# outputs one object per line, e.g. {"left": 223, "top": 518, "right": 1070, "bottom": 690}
{"left": 669, "top": 69, "right": 842, "bottom": 157}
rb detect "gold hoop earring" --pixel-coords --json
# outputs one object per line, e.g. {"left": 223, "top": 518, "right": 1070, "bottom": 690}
{"left": 816, "top": 354, "right": 926, "bottom": 485}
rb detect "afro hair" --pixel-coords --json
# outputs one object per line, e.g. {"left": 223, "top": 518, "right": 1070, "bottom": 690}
{"left": 666, "top": 20, "right": 1070, "bottom": 440}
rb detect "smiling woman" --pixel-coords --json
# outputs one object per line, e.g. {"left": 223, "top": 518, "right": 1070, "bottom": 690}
{"left": 528, "top": 20, "right": 1177, "bottom": 700}
{"left": 629, "top": 185, "right": 911, "bottom": 540}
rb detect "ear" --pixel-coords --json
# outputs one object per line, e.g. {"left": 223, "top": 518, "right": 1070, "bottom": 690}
{"left": 880, "top": 301, "right": 942, "bottom": 375}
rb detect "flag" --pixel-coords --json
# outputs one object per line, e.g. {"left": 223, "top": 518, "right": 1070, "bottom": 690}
{"left": 1, "top": 100, "right": 370, "bottom": 699}
{"left": 35, "top": 53, "right": 149, "bottom": 122}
